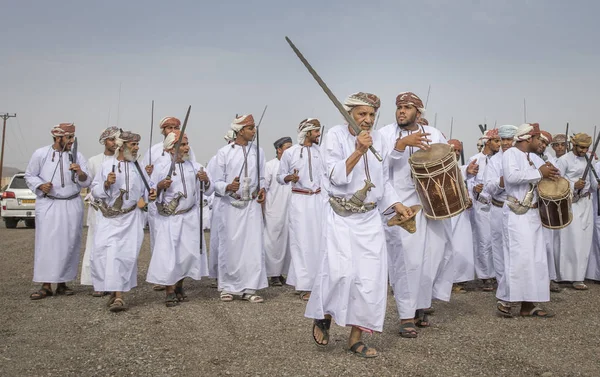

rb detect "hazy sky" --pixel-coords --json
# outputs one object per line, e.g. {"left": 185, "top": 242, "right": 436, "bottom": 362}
{"left": 1, "top": 0, "right": 599, "bottom": 169}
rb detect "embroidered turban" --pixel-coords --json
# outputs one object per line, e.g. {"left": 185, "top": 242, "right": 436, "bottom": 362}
{"left": 571, "top": 133, "right": 592, "bottom": 148}
{"left": 231, "top": 114, "right": 255, "bottom": 132}
{"left": 163, "top": 130, "right": 187, "bottom": 151}
{"left": 395, "top": 92, "right": 425, "bottom": 115}
{"left": 498, "top": 125, "right": 518, "bottom": 139}
{"left": 50, "top": 123, "right": 75, "bottom": 137}
{"left": 297, "top": 118, "right": 321, "bottom": 144}
{"left": 224, "top": 129, "right": 236, "bottom": 143}
{"left": 540, "top": 130, "right": 552, "bottom": 144}
{"left": 515, "top": 123, "right": 541, "bottom": 142}
{"left": 159, "top": 117, "right": 181, "bottom": 129}
{"left": 481, "top": 128, "right": 500, "bottom": 143}
{"left": 418, "top": 118, "right": 429, "bottom": 126}
{"left": 448, "top": 139, "right": 462, "bottom": 152}
{"left": 119, "top": 130, "right": 141, "bottom": 143}
{"left": 343, "top": 92, "right": 381, "bottom": 112}
{"left": 551, "top": 133, "right": 567, "bottom": 144}
{"left": 98, "top": 126, "right": 120, "bottom": 145}
{"left": 274, "top": 136, "right": 293, "bottom": 149}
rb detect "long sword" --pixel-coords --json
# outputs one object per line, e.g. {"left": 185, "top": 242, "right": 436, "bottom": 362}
{"left": 578, "top": 127, "right": 600, "bottom": 195}
{"left": 236, "top": 105, "right": 268, "bottom": 178}
{"left": 166, "top": 105, "right": 191, "bottom": 180}
{"left": 565, "top": 122, "right": 570, "bottom": 152}
{"left": 149, "top": 100, "right": 154, "bottom": 165}
{"left": 70, "top": 137, "right": 78, "bottom": 183}
{"left": 285, "top": 36, "right": 383, "bottom": 162}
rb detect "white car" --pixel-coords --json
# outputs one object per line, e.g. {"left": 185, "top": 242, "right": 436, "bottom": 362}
{"left": 1, "top": 173, "right": 36, "bottom": 228}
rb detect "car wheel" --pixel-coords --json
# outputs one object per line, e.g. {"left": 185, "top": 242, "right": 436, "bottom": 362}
{"left": 25, "top": 219, "right": 35, "bottom": 228}
{"left": 4, "top": 218, "right": 18, "bottom": 229}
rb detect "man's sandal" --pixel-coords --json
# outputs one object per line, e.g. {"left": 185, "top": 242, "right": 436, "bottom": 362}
{"left": 109, "top": 298, "right": 127, "bottom": 312}
{"left": 299, "top": 292, "right": 311, "bottom": 301}
{"left": 399, "top": 322, "right": 418, "bottom": 338}
{"left": 241, "top": 293, "right": 264, "bottom": 303}
{"left": 55, "top": 285, "right": 75, "bottom": 296}
{"left": 520, "top": 306, "right": 554, "bottom": 318}
{"left": 165, "top": 293, "right": 179, "bottom": 308}
{"left": 348, "top": 341, "right": 378, "bottom": 358}
{"left": 30, "top": 287, "right": 53, "bottom": 300}
{"left": 153, "top": 285, "right": 166, "bottom": 291}
{"left": 496, "top": 302, "right": 513, "bottom": 318}
{"left": 312, "top": 318, "right": 331, "bottom": 347}
{"left": 174, "top": 285, "right": 188, "bottom": 302}
{"left": 415, "top": 309, "right": 431, "bottom": 328}
{"left": 573, "top": 282, "right": 588, "bottom": 290}
{"left": 220, "top": 292, "right": 234, "bottom": 302}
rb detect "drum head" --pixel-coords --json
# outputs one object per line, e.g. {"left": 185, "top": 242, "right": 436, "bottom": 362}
{"left": 538, "top": 177, "right": 570, "bottom": 198}
{"left": 410, "top": 143, "right": 452, "bottom": 164}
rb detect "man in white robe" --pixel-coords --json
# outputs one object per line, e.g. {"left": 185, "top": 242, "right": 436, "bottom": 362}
{"left": 25, "top": 123, "right": 92, "bottom": 300}
{"left": 277, "top": 120, "right": 326, "bottom": 300}
{"left": 467, "top": 128, "right": 500, "bottom": 291}
{"left": 483, "top": 125, "right": 523, "bottom": 309}
{"left": 447, "top": 139, "right": 476, "bottom": 293}
{"left": 556, "top": 133, "right": 597, "bottom": 290}
{"left": 142, "top": 116, "right": 197, "bottom": 292}
{"left": 206, "top": 130, "right": 235, "bottom": 283}
{"left": 264, "top": 136, "right": 293, "bottom": 287}
{"left": 91, "top": 131, "right": 157, "bottom": 312}
{"left": 147, "top": 131, "right": 212, "bottom": 306}
{"left": 80, "top": 127, "right": 118, "bottom": 296}
{"left": 586, "top": 160, "right": 600, "bottom": 281}
{"left": 379, "top": 91, "right": 455, "bottom": 338}
{"left": 212, "top": 114, "right": 267, "bottom": 303}
{"left": 495, "top": 123, "right": 558, "bottom": 317}
{"left": 306, "top": 92, "right": 411, "bottom": 358}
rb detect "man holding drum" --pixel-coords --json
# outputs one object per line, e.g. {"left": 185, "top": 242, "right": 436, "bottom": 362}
{"left": 555, "top": 133, "right": 597, "bottom": 290}
{"left": 496, "top": 123, "right": 559, "bottom": 317}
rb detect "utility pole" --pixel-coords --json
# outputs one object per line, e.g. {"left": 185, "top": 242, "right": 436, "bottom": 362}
{"left": 0, "top": 113, "right": 17, "bottom": 182}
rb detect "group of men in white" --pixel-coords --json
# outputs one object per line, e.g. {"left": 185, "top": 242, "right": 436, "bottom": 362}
{"left": 23, "top": 90, "right": 600, "bottom": 358}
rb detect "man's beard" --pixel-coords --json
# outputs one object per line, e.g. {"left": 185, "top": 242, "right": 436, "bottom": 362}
{"left": 182, "top": 153, "right": 190, "bottom": 161}
{"left": 123, "top": 147, "right": 137, "bottom": 162}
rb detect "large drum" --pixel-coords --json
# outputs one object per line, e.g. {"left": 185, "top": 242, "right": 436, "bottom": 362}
{"left": 538, "top": 177, "right": 573, "bottom": 229}
{"left": 409, "top": 143, "right": 469, "bottom": 219}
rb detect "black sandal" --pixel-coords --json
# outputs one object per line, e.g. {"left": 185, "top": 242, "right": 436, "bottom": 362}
{"left": 55, "top": 285, "right": 74, "bottom": 296}
{"left": 30, "top": 287, "right": 53, "bottom": 300}
{"left": 415, "top": 309, "right": 431, "bottom": 328}
{"left": 312, "top": 318, "right": 331, "bottom": 347}
{"left": 349, "top": 341, "right": 378, "bottom": 358}
{"left": 399, "top": 322, "right": 418, "bottom": 338}
{"left": 174, "top": 285, "right": 188, "bottom": 302}
{"left": 165, "top": 293, "right": 179, "bottom": 308}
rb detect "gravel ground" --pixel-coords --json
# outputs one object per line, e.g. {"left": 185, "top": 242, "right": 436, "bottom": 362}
{"left": 1, "top": 220, "right": 599, "bottom": 377}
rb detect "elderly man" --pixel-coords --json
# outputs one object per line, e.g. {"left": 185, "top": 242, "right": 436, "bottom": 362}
{"left": 467, "top": 128, "right": 501, "bottom": 291}
{"left": 81, "top": 126, "right": 119, "bottom": 296}
{"left": 25, "top": 123, "right": 92, "bottom": 300}
{"left": 277, "top": 119, "right": 325, "bottom": 301}
{"left": 483, "top": 125, "right": 522, "bottom": 308}
{"left": 91, "top": 131, "right": 156, "bottom": 312}
{"left": 147, "top": 131, "right": 212, "bottom": 306}
{"left": 307, "top": 92, "right": 411, "bottom": 358}
{"left": 207, "top": 130, "right": 236, "bottom": 284}
{"left": 212, "top": 115, "right": 267, "bottom": 303}
{"left": 380, "top": 92, "right": 454, "bottom": 338}
{"left": 447, "top": 139, "right": 476, "bottom": 293}
{"left": 495, "top": 123, "right": 558, "bottom": 317}
{"left": 555, "top": 133, "right": 597, "bottom": 290}
{"left": 264, "top": 136, "right": 293, "bottom": 287}
{"left": 551, "top": 133, "right": 568, "bottom": 159}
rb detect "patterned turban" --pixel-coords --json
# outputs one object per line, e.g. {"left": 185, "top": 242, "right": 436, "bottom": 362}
{"left": 297, "top": 118, "right": 321, "bottom": 144}
{"left": 448, "top": 139, "right": 462, "bottom": 152}
{"left": 163, "top": 130, "right": 187, "bottom": 151}
{"left": 159, "top": 117, "right": 181, "bottom": 129}
{"left": 551, "top": 133, "right": 567, "bottom": 144}
{"left": 99, "top": 126, "right": 120, "bottom": 145}
{"left": 498, "top": 125, "right": 518, "bottom": 139}
{"left": 343, "top": 92, "right": 381, "bottom": 112}
{"left": 418, "top": 118, "right": 429, "bottom": 126}
{"left": 231, "top": 114, "right": 255, "bottom": 133}
{"left": 481, "top": 128, "right": 500, "bottom": 143}
{"left": 274, "top": 136, "right": 293, "bottom": 149}
{"left": 571, "top": 133, "right": 592, "bottom": 148}
{"left": 224, "top": 129, "right": 236, "bottom": 143}
{"left": 395, "top": 92, "right": 426, "bottom": 115}
{"left": 540, "top": 131, "right": 552, "bottom": 144}
{"left": 50, "top": 123, "right": 75, "bottom": 137}
{"left": 515, "top": 123, "right": 541, "bottom": 142}
{"left": 119, "top": 130, "right": 141, "bottom": 143}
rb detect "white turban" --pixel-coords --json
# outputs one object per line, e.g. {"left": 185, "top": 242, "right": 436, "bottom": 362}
{"left": 230, "top": 114, "right": 255, "bottom": 133}
{"left": 224, "top": 129, "right": 235, "bottom": 142}
{"left": 297, "top": 118, "right": 321, "bottom": 144}
{"left": 514, "top": 123, "right": 534, "bottom": 142}
{"left": 163, "top": 130, "right": 186, "bottom": 151}
{"left": 498, "top": 125, "right": 518, "bottom": 139}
